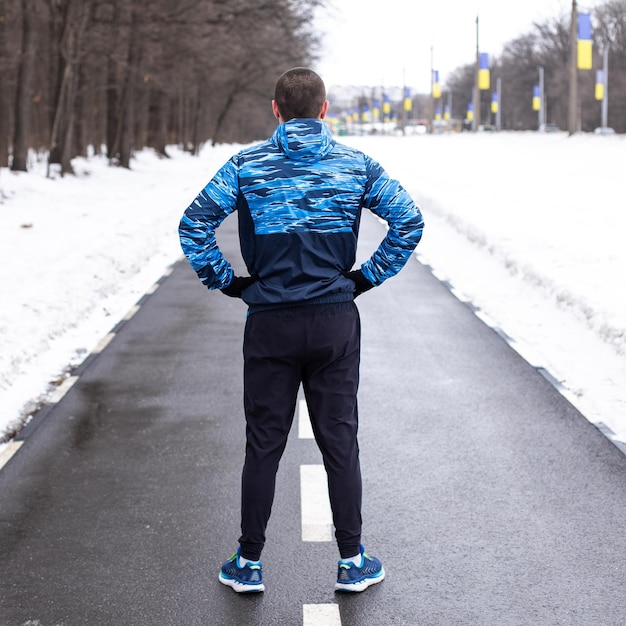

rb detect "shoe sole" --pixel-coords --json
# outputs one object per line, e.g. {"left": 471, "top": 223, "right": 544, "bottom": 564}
{"left": 218, "top": 573, "right": 265, "bottom": 593}
{"left": 335, "top": 567, "right": 385, "bottom": 593}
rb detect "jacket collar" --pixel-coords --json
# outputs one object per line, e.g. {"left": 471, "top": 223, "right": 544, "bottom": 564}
{"left": 273, "top": 119, "right": 334, "bottom": 163}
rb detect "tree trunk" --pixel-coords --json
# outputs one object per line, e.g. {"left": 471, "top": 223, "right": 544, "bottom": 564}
{"left": 0, "top": 0, "right": 10, "bottom": 167}
{"left": 48, "top": 0, "right": 93, "bottom": 176}
{"left": 106, "top": 53, "right": 118, "bottom": 159}
{"left": 114, "top": 9, "right": 141, "bottom": 169}
{"left": 147, "top": 89, "right": 169, "bottom": 157}
{"left": 48, "top": 61, "right": 76, "bottom": 174}
{"left": 12, "top": 0, "right": 41, "bottom": 172}
{"left": 211, "top": 84, "right": 239, "bottom": 147}
{"left": 104, "top": 0, "right": 120, "bottom": 159}
{"left": 191, "top": 91, "right": 202, "bottom": 155}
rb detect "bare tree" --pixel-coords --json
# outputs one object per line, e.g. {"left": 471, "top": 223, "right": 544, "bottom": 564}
{"left": 0, "top": 0, "right": 14, "bottom": 167}
{"left": 11, "top": 0, "right": 44, "bottom": 172}
{"left": 48, "top": 0, "right": 94, "bottom": 175}
{"left": 1, "top": 0, "right": 324, "bottom": 171}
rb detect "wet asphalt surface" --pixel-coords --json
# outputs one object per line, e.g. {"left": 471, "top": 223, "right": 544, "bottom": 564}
{"left": 1, "top": 213, "right": 626, "bottom": 626}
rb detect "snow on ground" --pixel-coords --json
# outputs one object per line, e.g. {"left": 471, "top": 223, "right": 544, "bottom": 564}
{"left": 343, "top": 131, "right": 626, "bottom": 444}
{"left": 1, "top": 132, "right": 625, "bottom": 459}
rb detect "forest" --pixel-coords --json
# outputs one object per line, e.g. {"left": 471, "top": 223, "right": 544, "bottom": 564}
{"left": 0, "top": 0, "right": 322, "bottom": 174}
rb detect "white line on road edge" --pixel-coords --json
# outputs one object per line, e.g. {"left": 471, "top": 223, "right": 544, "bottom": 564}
{"left": 303, "top": 603, "right": 341, "bottom": 626}
{"left": 92, "top": 333, "right": 115, "bottom": 354}
{"left": 298, "top": 399, "right": 314, "bottom": 439}
{"left": 45, "top": 376, "right": 78, "bottom": 405}
{"left": 300, "top": 464, "right": 333, "bottom": 541}
{"left": 0, "top": 441, "right": 23, "bottom": 472}
{"left": 123, "top": 304, "right": 141, "bottom": 321}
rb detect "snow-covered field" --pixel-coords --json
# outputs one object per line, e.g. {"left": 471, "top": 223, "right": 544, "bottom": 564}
{"left": 1, "top": 131, "right": 625, "bottom": 459}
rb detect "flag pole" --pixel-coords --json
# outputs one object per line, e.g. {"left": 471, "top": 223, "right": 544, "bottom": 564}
{"left": 496, "top": 77, "right": 502, "bottom": 131}
{"left": 539, "top": 66, "right": 545, "bottom": 129}
{"left": 473, "top": 15, "right": 480, "bottom": 131}
{"left": 601, "top": 46, "right": 609, "bottom": 129}
{"left": 568, "top": 0, "right": 578, "bottom": 135}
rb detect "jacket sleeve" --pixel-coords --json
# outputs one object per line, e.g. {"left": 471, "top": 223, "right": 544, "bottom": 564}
{"left": 359, "top": 155, "right": 424, "bottom": 286}
{"left": 178, "top": 157, "right": 240, "bottom": 290}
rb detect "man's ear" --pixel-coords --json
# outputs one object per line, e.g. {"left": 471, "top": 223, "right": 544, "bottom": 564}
{"left": 272, "top": 100, "right": 281, "bottom": 121}
{"left": 319, "top": 100, "right": 329, "bottom": 120}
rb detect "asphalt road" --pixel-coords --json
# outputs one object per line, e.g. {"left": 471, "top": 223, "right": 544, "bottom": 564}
{"left": 1, "top": 212, "right": 625, "bottom": 626}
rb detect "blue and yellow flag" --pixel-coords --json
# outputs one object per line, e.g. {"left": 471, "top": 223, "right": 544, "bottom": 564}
{"left": 466, "top": 102, "right": 474, "bottom": 122}
{"left": 491, "top": 92, "right": 499, "bottom": 114}
{"left": 372, "top": 99, "right": 380, "bottom": 122}
{"left": 444, "top": 104, "right": 450, "bottom": 121}
{"left": 595, "top": 70, "right": 605, "bottom": 100}
{"left": 435, "top": 106, "right": 441, "bottom": 122}
{"left": 479, "top": 53, "right": 490, "bottom": 90}
{"left": 382, "top": 94, "right": 390, "bottom": 123}
{"left": 432, "top": 70, "right": 441, "bottom": 99}
{"left": 577, "top": 13, "right": 593, "bottom": 70}
{"left": 383, "top": 93, "right": 391, "bottom": 115}
{"left": 532, "top": 86, "right": 540, "bottom": 111}
{"left": 404, "top": 87, "right": 412, "bottom": 112}
{"left": 361, "top": 103, "right": 370, "bottom": 123}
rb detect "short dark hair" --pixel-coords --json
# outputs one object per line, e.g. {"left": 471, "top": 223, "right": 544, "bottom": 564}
{"left": 274, "top": 68, "right": 326, "bottom": 121}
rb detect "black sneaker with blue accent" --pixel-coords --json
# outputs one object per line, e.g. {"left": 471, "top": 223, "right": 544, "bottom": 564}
{"left": 218, "top": 547, "right": 265, "bottom": 593}
{"left": 335, "top": 544, "right": 385, "bottom": 592}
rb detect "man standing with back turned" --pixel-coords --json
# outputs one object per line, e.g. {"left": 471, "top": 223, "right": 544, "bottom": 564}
{"left": 179, "top": 68, "right": 424, "bottom": 594}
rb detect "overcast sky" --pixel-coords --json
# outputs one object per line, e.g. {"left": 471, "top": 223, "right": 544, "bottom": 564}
{"left": 313, "top": 0, "right": 604, "bottom": 92}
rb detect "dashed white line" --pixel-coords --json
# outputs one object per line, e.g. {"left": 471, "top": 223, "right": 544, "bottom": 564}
{"left": 298, "top": 399, "right": 333, "bottom": 541}
{"left": 303, "top": 603, "right": 341, "bottom": 626}
{"left": 0, "top": 441, "right": 23, "bottom": 471}
{"left": 93, "top": 332, "right": 115, "bottom": 354}
{"left": 45, "top": 376, "right": 78, "bottom": 405}
{"left": 123, "top": 304, "right": 141, "bottom": 321}
{"left": 298, "top": 401, "right": 340, "bottom": 621}
{"left": 300, "top": 464, "right": 333, "bottom": 542}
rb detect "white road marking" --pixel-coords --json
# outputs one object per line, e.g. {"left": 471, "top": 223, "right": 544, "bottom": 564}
{"left": 46, "top": 376, "right": 78, "bottom": 404}
{"left": 123, "top": 304, "right": 141, "bottom": 321}
{"left": 299, "top": 403, "right": 340, "bottom": 623}
{"left": 93, "top": 333, "right": 115, "bottom": 354}
{"left": 298, "top": 399, "right": 314, "bottom": 439}
{"left": 0, "top": 441, "right": 23, "bottom": 471}
{"left": 303, "top": 603, "right": 342, "bottom": 626}
{"left": 146, "top": 283, "right": 159, "bottom": 295}
{"left": 300, "top": 464, "right": 333, "bottom": 541}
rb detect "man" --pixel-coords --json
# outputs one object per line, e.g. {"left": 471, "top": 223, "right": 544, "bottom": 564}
{"left": 179, "top": 68, "right": 424, "bottom": 594}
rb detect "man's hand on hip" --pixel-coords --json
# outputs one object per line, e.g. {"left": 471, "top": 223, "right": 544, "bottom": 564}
{"left": 220, "top": 275, "right": 258, "bottom": 298}
{"left": 343, "top": 269, "right": 374, "bottom": 298}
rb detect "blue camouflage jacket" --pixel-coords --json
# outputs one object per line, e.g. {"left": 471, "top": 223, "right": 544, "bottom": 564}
{"left": 179, "top": 118, "right": 424, "bottom": 313}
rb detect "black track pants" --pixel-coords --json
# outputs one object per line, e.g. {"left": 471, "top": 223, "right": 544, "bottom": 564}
{"left": 239, "top": 302, "right": 362, "bottom": 561}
